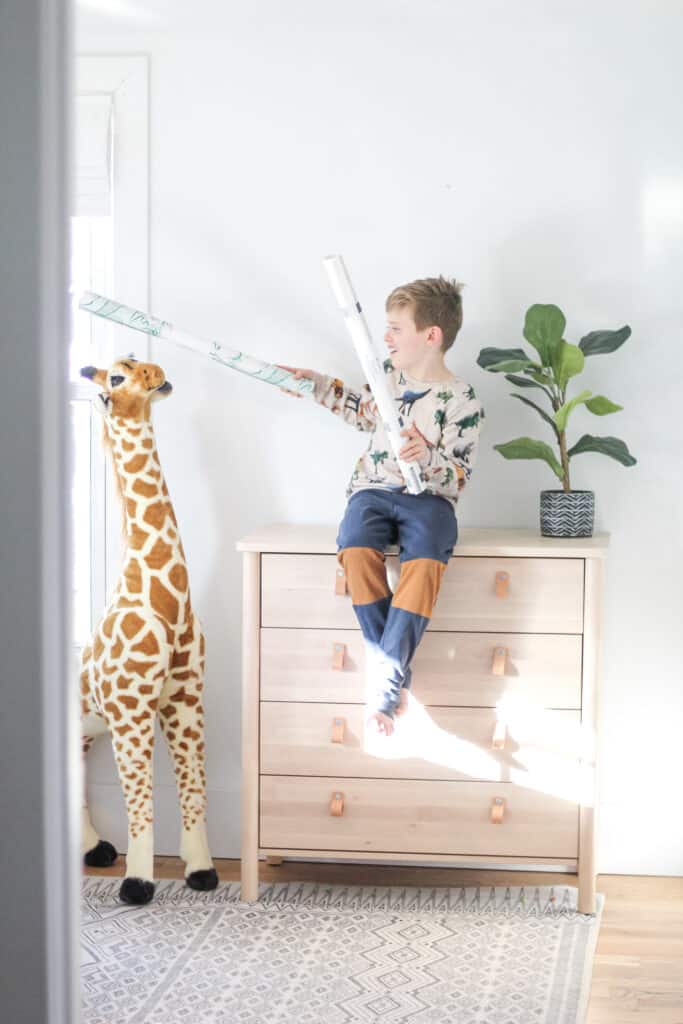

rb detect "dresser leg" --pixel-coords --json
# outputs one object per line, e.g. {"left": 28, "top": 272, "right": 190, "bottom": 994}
{"left": 241, "top": 550, "right": 261, "bottom": 903}
{"left": 240, "top": 856, "right": 259, "bottom": 902}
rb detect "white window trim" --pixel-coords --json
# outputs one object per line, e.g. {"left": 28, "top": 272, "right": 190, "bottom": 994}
{"left": 74, "top": 54, "right": 150, "bottom": 617}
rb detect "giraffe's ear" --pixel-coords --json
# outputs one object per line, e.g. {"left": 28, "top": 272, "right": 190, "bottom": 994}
{"left": 80, "top": 365, "right": 108, "bottom": 388}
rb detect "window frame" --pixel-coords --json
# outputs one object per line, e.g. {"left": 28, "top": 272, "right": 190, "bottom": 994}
{"left": 73, "top": 55, "right": 149, "bottom": 636}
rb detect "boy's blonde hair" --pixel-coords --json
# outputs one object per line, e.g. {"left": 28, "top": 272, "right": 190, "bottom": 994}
{"left": 386, "top": 276, "right": 464, "bottom": 352}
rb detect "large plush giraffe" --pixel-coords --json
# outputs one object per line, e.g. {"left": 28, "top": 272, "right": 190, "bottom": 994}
{"left": 79, "top": 355, "right": 217, "bottom": 905}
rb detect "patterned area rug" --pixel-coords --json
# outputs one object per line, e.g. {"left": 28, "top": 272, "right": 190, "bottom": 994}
{"left": 81, "top": 878, "right": 603, "bottom": 1024}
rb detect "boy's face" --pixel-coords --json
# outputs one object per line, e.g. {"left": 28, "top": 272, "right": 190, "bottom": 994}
{"left": 384, "top": 304, "right": 440, "bottom": 371}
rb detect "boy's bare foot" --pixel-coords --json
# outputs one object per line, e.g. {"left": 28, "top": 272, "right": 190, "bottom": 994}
{"left": 394, "top": 688, "right": 410, "bottom": 717}
{"left": 367, "top": 710, "right": 394, "bottom": 736}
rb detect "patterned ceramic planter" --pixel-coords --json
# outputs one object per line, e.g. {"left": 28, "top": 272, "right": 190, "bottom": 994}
{"left": 540, "top": 490, "right": 595, "bottom": 538}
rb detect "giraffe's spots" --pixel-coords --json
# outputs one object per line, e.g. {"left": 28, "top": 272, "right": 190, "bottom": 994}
{"left": 150, "top": 576, "right": 179, "bottom": 624}
{"left": 132, "top": 479, "right": 156, "bottom": 499}
{"left": 142, "top": 748, "right": 152, "bottom": 760}
{"left": 110, "top": 637, "right": 123, "bottom": 660}
{"left": 127, "top": 426, "right": 142, "bottom": 436}
{"left": 142, "top": 438, "right": 153, "bottom": 449}
{"left": 101, "top": 660, "right": 117, "bottom": 676}
{"left": 149, "top": 468, "right": 161, "bottom": 481}
{"left": 121, "top": 612, "right": 145, "bottom": 639}
{"left": 122, "top": 657, "right": 157, "bottom": 676}
{"left": 199, "top": 634, "right": 205, "bottom": 657}
{"left": 183, "top": 726, "right": 201, "bottom": 742}
{"left": 169, "top": 686, "right": 199, "bottom": 707}
{"left": 115, "top": 723, "right": 132, "bottom": 736}
{"left": 169, "top": 718, "right": 180, "bottom": 730}
{"left": 82, "top": 644, "right": 92, "bottom": 663}
{"left": 119, "top": 694, "right": 140, "bottom": 710}
{"left": 169, "top": 563, "right": 188, "bottom": 592}
{"left": 101, "top": 681, "right": 112, "bottom": 699}
{"left": 124, "top": 559, "right": 143, "bottom": 594}
{"left": 150, "top": 697, "right": 159, "bottom": 712}
{"left": 145, "top": 537, "right": 173, "bottom": 571}
{"left": 118, "top": 597, "right": 144, "bottom": 608}
{"left": 80, "top": 672, "right": 89, "bottom": 694}
{"left": 143, "top": 501, "right": 168, "bottom": 530}
{"left": 93, "top": 634, "right": 104, "bottom": 660}
{"left": 171, "top": 650, "right": 190, "bottom": 668}
{"left": 169, "top": 506, "right": 178, "bottom": 527}
{"left": 130, "top": 736, "right": 140, "bottom": 747}
{"left": 125, "top": 454, "right": 149, "bottom": 474}
{"left": 121, "top": 439, "right": 135, "bottom": 452}
{"left": 128, "top": 525, "right": 150, "bottom": 551}
{"left": 104, "top": 702, "right": 122, "bottom": 722}
{"left": 162, "top": 481, "right": 170, "bottom": 497}
{"left": 116, "top": 675, "right": 133, "bottom": 689}
{"left": 137, "top": 684, "right": 154, "bottom": 696}
{"left": 126, "top": 498, "right": 137, "bottom": 519}
{"left": 171, "top": 670, "right": 193, "bottom": 682}
{"left": 179, "top": 741, "right": 189, "bottom": 752}
{"left": 132, "top": 710, "right": 152, "bottom": 724}
{"left": 179, "top": 620, "right": 194, "bottom": 646}
{"left": 165, "top": 731, "right": 176, "bottom": 743}
{"left": 153, "top": 669, "right": 167, "bottom": 680}
{"left": 132, "top": 630, "right": 160, "bottom": 658}
{"left": 160, "top": 706, "right": 174, "bottom": 719}
{"left": 155, "top": 617, "right": 175, "bottom": 645}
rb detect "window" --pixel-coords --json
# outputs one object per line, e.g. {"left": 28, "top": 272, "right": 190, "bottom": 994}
{"left": 70, "top": 56, "right": 149, "bottom": 648}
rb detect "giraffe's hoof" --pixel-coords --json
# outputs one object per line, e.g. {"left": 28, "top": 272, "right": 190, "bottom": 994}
{"left": 186, "top": 868, "right": 218, "bottom": 892}
{"left": 119, "top": 877, "right": 155, "bottom": 905}
{"left": 84, "top": 840, "right": 118, "bottom": 868}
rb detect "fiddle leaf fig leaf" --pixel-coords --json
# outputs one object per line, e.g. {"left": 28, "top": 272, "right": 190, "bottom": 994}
{"left": 552, "top": 340, "right": 585, "bottom": 391}
{"left": 567, "top": 434, "right": 637, "bottom": 466}
{"left": 553, "top": 389, "right": 593, "bottom": 432}
{"left": 477, "top": 348, "right": 534, "bottom": 372}
{"left": 579, "top": 325, "right": 631, "bottom": 356}
{"left": 511, "top": 393, "right": 560, "bottom": 437}
{"left": 584, "top": 395, "right": 623, "bottom": 415}
{"left": 494, "top": 437, "right": 565, "bottom": 480}
{"left": 523, "top": 304, "right": 566, "bottom": 366}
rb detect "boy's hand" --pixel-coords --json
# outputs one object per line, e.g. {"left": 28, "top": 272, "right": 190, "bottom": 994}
{"left": 399, "top": 424, "right": 430, "bottom": 468}
{"left": 275, "top": 364, "right": 317, "bottom": 399}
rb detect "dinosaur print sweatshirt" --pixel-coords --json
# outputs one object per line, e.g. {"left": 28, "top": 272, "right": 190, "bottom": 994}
{"left": 312, "top": 360, "right": 484, "bottom": 510}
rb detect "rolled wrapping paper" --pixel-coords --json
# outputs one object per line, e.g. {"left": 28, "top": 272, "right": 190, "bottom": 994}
{"left": 322, "top": 254, "right": 426, "bottom": 495}
{"left": 77, "top": 291, "right": 315, "bottom": 396}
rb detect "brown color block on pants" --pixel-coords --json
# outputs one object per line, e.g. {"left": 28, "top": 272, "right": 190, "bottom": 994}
{"left": 391, "top": 558, "right": 447, "bottom": 619}
{"left": 338, "top": 547, "right": 390, "bottom": 605}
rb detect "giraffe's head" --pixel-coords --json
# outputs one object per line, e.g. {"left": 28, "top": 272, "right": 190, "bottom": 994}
{"left": 80, "top": 355, "right": 172, "bottom": 420}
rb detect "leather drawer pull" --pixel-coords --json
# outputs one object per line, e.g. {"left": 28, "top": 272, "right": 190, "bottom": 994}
{"left": 491, "top": 646, "right": 507, "bottom": 676}
{"left": 334, "top": 568, "right": 348, "bottom": 596}
{"left": 330, "top": 791, "right": 344, "bottom": 816}
{"left": 331, "top": 717, "right": 346, "bottom": 744}
{"left": 491, "top": 796, "right": 506, "bottom": 824}
{"left": 491, "top": 721, "right": 507, "bottom": 750}
{"left": 331, "top": 642, "right": 346, "bottom": 670}
{"left": 495, "top": 571, "right": 510, "bottom": 598}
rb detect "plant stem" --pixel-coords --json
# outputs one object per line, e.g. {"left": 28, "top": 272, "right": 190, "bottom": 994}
{"left": 558, "top": 429, "right": 571, "bottom": 492}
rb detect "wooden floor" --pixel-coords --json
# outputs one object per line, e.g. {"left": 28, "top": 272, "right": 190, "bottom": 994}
{"left": 85, "top": 858, "right": 683, "bottom": 1023}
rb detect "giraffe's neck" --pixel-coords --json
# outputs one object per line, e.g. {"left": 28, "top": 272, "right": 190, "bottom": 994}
{"left": 105, "top": 414, "right": 191, "bottom": 626}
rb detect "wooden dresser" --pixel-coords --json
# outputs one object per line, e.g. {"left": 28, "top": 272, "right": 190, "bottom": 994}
{"left": 237, "top": 524, "right": 607, "bottom": 913}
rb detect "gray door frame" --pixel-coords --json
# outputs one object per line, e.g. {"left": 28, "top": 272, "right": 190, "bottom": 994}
{"left": 0, "top": 1, "right": 79, "bottom": 1021}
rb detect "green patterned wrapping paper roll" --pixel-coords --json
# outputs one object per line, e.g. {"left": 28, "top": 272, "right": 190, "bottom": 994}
{"left": 78, "top": 291, "right": 315, "bottom": 396}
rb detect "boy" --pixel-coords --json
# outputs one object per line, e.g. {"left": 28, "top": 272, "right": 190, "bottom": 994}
{"left": 281, "top": 276, "right": 483, "bottom": 735}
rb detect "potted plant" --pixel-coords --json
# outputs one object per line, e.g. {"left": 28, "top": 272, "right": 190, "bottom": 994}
{"left": 477, "top": 304, "right": 637, "bottom": 537}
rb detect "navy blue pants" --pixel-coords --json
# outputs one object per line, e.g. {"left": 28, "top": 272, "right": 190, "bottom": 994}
{"left": 336, "top": 488, "right": 457, "bottom": 716}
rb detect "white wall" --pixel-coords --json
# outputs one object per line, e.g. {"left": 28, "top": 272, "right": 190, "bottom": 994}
{"left": 77, "top": 0, "right": 683, "bottom": 875}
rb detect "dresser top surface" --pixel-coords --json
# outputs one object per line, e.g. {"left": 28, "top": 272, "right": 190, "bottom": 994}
{"left": 236, "top": 523, "right": 609, "bottom": 558}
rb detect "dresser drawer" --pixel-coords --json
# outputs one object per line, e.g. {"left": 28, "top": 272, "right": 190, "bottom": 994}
{"left": 260, "top": 776, "right": 579, "bottom": 858}
{"left": 261, "top": 702, "right": 583, "bottom": 790}
{"left": 260, "top": 628, "right": 583, "bottom": 708}
{"left": 261, "top": 554, "right": 584, "bottom": 633}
